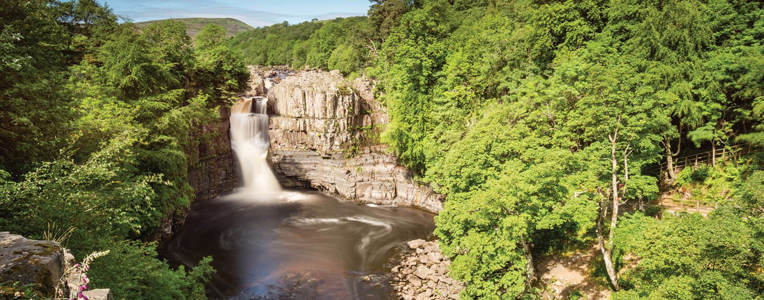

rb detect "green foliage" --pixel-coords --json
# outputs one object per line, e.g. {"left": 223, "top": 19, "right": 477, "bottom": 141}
{"left": 368, "top": 0, "right": 413, "bottom": 40}
{"left": 194, "top": 24, "right": 226, "bottom": 50}
{"left": 227, "top": 17, "right": 372, "bottom": 74}
{"left": 0, "top": 1, "right": 248, "bottom": 298}
{"left": 0, "top": 132, "right": 160, "bottom": 252}
{"left": 88, "top": 240, "right": 214, "bottom": 300}
{"left": 0, "top": 0, "right": 78, "bottom": 174}
{"left": 328, "top": 43, "right": 364, "bottom": 75}
{"left": 675, "top": 163, "right": 741, "bottom": 207}
{"left": 437, "top": 151, "right": 597, "bottom": 298}
{"left": 364, "top": 0, "right": 762, "bottom": 298}
{"left": 194, "top": 26, "right": 250, "bottom": 102}
{"left": 136, "top": 18, "right": 253, "bottom": 39}
{"left": 613, "top": 209, "right": 762, "bottom": 299}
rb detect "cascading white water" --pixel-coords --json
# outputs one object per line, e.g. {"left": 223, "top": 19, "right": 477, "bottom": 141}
{"left": 169, "top": 97, "right": 436, "bottom": 300}
{"left": 230, "top": 97, "right": 281, "bottom": 194}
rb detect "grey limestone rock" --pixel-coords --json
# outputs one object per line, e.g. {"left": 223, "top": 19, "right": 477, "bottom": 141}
{"left": 390, "top": 239, "right": 464, "bottom": 300}
{"left": 0, "top": 232, "right": 112, "bottom": 300}
{"left": 259, "top": 68, "right": 443, "bottom": 213}
{"left": 0, "top": 232, "right": 65, "bottom": 296}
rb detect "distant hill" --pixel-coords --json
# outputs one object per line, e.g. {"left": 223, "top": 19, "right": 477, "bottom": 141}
{"left": 135, "top": 18, "right": 253, "bottom": 38}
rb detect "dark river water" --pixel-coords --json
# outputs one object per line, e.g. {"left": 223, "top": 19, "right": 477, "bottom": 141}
{"left": 164, "top": 190, "right": 435, "bottom": 299}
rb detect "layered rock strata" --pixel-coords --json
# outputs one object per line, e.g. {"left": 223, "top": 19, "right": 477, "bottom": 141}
{"left": 390, "top": 239, "right": 463, "bottom": 300}
{"left": 255, "top": 68, "right": 443, "bottom": 213}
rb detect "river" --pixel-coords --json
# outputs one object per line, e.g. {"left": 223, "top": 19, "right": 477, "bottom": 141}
{"left": 164, "top": 97, "right": 434, "bottom": 299}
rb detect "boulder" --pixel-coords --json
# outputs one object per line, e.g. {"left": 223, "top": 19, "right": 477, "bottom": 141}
{"left": 82, "top": 289, "right": 112, "bottom": 300}
{"left": 407, "top": 239, "right": 426, "bottom": 249}
{"left": 0, "top": 232, "right": 66, "bottom": 296}
{"left": 0, "top": 233, "right": 112, "bottom": 300}
{"left": 414, "top": 265, "right": 432, "bottom": 279}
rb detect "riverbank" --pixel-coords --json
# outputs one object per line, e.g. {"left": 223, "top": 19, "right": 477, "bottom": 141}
{"left": 389, "top": 239, "right": 463, "bottom": 300}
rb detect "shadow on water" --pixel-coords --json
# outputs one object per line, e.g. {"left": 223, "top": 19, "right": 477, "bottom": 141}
{"left": 164, "top": 191, "right": 435, "bottom": 300}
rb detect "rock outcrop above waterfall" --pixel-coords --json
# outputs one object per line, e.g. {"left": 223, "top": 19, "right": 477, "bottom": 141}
{"left": 267, "top": 70, "right": 360, "bottom": 154}
{"left": 254, "top": 67, "right": 443, "bottom": 213}
{"left": 389, "top": 239, "right": 463, "bottom": 299}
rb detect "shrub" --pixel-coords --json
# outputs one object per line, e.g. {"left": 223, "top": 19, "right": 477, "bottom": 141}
{"left": 88, "top": 241, "right": 214, "bottom": 300}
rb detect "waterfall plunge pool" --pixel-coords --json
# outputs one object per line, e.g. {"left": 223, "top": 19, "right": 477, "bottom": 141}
{"left": 164, "top": 97, "right": 435, "bottom": 299}
{"left": 164, "top": 191, "right": 435, "bottom": 299}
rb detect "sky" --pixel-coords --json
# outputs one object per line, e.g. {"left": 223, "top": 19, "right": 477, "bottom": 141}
{"left": 101, "top": 0, "right": 371, "bottom": 27}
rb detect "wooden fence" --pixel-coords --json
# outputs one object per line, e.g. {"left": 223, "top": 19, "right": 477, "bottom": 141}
{"left": 660, "top": 144, "right": 752, "bottom": 174}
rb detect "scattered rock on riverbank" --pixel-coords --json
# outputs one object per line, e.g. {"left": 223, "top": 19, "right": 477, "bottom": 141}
{"left": 390, "top": 239, "right": 463, "bottom": 300}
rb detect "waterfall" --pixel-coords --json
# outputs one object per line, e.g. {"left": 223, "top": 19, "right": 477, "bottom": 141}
{"left": 230, "top": 97, "right": 281, "bottom": 194}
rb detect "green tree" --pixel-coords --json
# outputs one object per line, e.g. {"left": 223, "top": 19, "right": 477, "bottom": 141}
{"left": 194, "top": 24, "right": 226, "bottom": 50}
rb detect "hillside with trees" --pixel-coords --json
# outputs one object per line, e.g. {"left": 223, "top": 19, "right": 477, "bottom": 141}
{"left": 136, "top": 18, "right": 253, "bottom": 38}
{"left": 1, "top": 0, "right": 761, "bottom": 299}
{"left": 1, "top": 0, "right": 248, "bottom": 298}
{"left": 229, "top": 0, "right": 763, "bottom": 298}
{"left": 227, "top": 16, "right": 373, "bottom": 74}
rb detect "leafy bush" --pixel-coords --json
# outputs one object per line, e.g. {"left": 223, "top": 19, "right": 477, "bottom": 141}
{"left": 676, "top": 165, "right": 712, "bottom": 184}
{"left": 675, "top": 163, "right": 741, "bottom": 207}
{"left": 0, "top": 2, "right": 247, "bottom": 299}
{"left": 88, "top": 241, "right": 214, "bottom": 300}
{"left": 614, "top": 210, "right": 761, "bottom": 299}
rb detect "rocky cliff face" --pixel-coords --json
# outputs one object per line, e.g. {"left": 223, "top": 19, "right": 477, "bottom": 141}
{"left": 248, "top": 67, "right": 443, "bottom": 213}
{"left": 155, "top": 107, "right": 239, "bottom": 241}
{"left": 186, "top": 107, "right": 239, "bottom": 203}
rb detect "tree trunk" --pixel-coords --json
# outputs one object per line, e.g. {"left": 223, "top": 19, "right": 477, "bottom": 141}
{"left": 623, "top": 145, "right": 631, "bottom": 199}
{"left": 521, "top": 239, "right": 535, "bottom": 285}
{"left": 664, "top": 138, "right": 677, "bottom": 183}
{"left": 597, "top": 188, "right": 620, "bottom": 291}
{"left": 604, "top": 133, "right": 621, "bottom": 290}
{"left": 623, "top": 147, "right": 630, "bottom": 182}
{"left": 712, "top": 142, "right": 716, "bottom": 167}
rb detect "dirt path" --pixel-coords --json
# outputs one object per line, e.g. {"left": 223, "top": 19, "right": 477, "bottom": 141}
{"left": 538, "top": 245, "right": 610, "bottom": 299}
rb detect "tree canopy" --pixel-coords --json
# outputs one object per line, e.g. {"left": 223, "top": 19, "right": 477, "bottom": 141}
{"left": 0, "top": 1, "right": 248, "bottom": 298}
{"left": 230, "top": 0, "right": 762, "bottom": 298}
{"left": 2, "top": 0, "right": 761, "bottom": 298}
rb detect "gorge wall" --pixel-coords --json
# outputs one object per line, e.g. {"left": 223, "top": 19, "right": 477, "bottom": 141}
{"left": 176, "top": 66, "right": 442, "bottom": 222}
{"left": 186, "top": 107, "right": 239, "bottom": 203}
{"left": 249, "top": 67, "right": 443, "bottom": 213}
{"left": 156, "top": 107, "right": 239, "bottom": 241}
